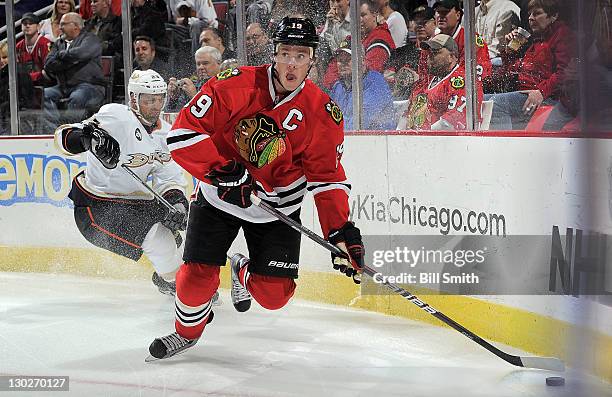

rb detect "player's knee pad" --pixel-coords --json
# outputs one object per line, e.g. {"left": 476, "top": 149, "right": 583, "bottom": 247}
{"left": 248, "top": 274, "right": 296, "bottom": 310}
{"left": 176, "top": 262, "right": 220, "bottom": 305}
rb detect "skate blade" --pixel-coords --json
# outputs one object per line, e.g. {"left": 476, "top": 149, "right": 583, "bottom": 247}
{"left": 145, "top": 354, "right": 160, "bottom": 363}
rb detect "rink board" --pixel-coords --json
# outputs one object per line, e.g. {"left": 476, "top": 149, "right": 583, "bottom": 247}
{"left": 1, "top": 133, "right": 611, "bottom": 382}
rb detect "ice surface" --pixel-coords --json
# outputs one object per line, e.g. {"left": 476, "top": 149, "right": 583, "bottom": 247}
{"left": 0, "top": 272, "right": 610, "bottom": 397}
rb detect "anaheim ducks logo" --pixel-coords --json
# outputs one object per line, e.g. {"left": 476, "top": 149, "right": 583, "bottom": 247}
{"left": 406, "top": 93, "right": 429, "bottom": 129}
{"left": 325, "top": 101, "right": 343, "bottom": 125}
{"left": 475, "top": 35, "right": 485, "bottom": 47}
{"left": 124, "top": 151, "right": 172, "bottom": 167}
{"left": 234, "top": 114, "right": 286, "bottom": 168}
{"left": 451, "top": 76, "right": 465, "bottom": 89}
{"left": 216, "top": 68, "right": 241, "bottom": 80}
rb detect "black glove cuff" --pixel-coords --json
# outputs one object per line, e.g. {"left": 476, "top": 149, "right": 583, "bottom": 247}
{"left": 163, "top": 189, "right": 188, "bottom": 208}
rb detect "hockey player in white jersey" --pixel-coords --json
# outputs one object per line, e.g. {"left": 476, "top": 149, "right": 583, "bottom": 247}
{"left": 55, "top": 70, "right": 189, "bottom": 296}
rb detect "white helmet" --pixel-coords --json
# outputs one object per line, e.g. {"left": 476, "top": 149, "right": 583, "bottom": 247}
{"left": 128, "top": 69, "right": 167, "bottom": 115}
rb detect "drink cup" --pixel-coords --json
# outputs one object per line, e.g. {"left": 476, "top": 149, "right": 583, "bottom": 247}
{"left": 508, "top": 27, "right": 531, "bottom": 51}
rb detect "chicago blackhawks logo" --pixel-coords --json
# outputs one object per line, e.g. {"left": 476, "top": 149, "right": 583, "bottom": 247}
{"left": 451, "top": 76, "right": 465, "bottom": 89}
{"left": 234, "top": 114, "right": 286, "bottom": 168}
{"left": 325, "top": 101, "right": 343, "bottom": 125}
{"left": 216, "top": 68, "right": 241, "bottom": 80}
{"left": 406, "top": 93, "right": 429, "bottom": 129}
{"left": 475, "top": 35, "right": 485, "bottom": 47}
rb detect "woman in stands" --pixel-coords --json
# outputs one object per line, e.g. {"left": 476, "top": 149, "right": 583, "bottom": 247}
{"left": 484, "top": 0, "right": 575, "bottom": 130}
{"left": 39, "top": 0, "right": 76, "bottom": 42}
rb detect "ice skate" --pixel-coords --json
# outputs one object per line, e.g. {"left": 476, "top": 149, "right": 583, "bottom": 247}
{"left": 152, "top": 272, "right": 176, "bottom": 296}
{"left": 229, "top": 253, "right": 252, "bottom": 312}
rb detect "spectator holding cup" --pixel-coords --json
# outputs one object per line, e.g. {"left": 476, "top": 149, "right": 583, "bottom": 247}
{"left": 484, "top": 0, "right": 575, "bottom": 130}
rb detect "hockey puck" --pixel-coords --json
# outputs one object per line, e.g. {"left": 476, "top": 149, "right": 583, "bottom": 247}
{"left": 546, "top": 376, "right": 565, "bottom": 386}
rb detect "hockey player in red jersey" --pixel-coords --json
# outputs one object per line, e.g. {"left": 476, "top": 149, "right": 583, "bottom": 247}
{"left": 147, "top": 16, "right": 365, "bottom": 361}
{"left": 401, "top": 34, "right": 483, "bottom": 130}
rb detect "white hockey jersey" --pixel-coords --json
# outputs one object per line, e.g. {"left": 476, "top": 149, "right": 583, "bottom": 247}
{"left": 55, "top": 103, "right": 186, "bottom": 199}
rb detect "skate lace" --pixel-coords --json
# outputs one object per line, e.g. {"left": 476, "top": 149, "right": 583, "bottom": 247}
{"left": 232, "top": 277, "right": 251, "bottom": 300}
{"left": 160, "top": 333, "right": 191, "bottom": 353}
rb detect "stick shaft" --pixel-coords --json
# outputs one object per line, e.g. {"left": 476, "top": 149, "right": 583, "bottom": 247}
{"left": 121, "top": 164, "right": 175, "bottom": 211}
{"left": 249, "top": 193, "right": 564, "bottom": 371}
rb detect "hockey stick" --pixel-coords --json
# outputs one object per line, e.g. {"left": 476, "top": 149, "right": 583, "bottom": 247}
{"left": 121, "top": 163, "right": 175, "bottom": 211}
{"left": 249, "top": 193, "right": 565, "bottom": 372}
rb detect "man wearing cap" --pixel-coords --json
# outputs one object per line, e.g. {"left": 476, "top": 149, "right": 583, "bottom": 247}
{"left": 16, "top": 12, "right": 51, "bottom": 85}
{"left": 416, "top": 0, "right": 492, "bottom": 85}
{"left": 330, "top": 37, "right": 395, "bottom": 130}
{"left": 401, "top": 34, "right": 483, "bottom": 130}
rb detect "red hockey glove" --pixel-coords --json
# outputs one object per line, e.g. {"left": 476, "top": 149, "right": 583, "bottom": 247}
{"left": 205, "top": 160, "right": 255, "bottom": 208}
{"left": 161, "top": 189, "right": 189, "bottom": 232}
{"left": 328, "top": 222, "right": 365, "bottom": 282}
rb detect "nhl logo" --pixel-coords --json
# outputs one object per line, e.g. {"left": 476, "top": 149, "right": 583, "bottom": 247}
{"left": 135, "top": 128, "right": 142, "bottom": 141}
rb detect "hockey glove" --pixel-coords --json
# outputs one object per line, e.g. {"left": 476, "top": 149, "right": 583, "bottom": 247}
{"left": 161, "top": 189, "right": 189, "bottom": 232}
{"left": 328, "top": 222, "right": 365, "bottom": 283}
{"left": 81, "top": 119, "right": 120, "bottom": 169}
{"left": 205, "top": 160, "right": 254, "bottom": 208}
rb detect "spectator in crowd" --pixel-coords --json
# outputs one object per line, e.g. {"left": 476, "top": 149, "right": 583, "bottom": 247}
{"left": 85, "top": 0, "right": 123, "bottom": 58}
{"left": 246, "top": 22, "right": 273, "bottom": 65}
{"left": 399, "top": 34, "right": 483, "bottom": 130}
{"left": 0, "top": 43, "right": 34, "bottom": 134}
{"left": 330, "top": 39, "right": 395, "bottom": 130}
{"left": 246, "top": 0, "right": 272, "bottom": 26}
{"left": 166, "top": 45, "right": 221, "bottom": 110}
{"left": 43, "top": 12, "right": 105, "bottom": 130}
{"left": 173, "top": 0, "right": 218, "bottom": 54}
{"left": 39, "top": 0, "right": 76, "bottom": 42}
{"left": 375, "top": 0, "right": 408, "bottom": 48}
{"left": 16, "top": 12, "right": 51, "bottom": 85}
{"left": 80, "top": 0, "right": 122, "bottom": 19}
{"left": 320, "top": 0, "right": 352, "bottom": 55}
{"left": 132, "top": 0, "right": 169, "bottom": 47}
{"left": 133, "top": 36, "right": 171, "bottom": 80}
{"left": 475, "top": 0, "right": 521, "bottom": 65}
{"left": 428, "top": 0, "right": 492, "bottom": 81}
{"left": 384, "top": 5, "right": 431, "bottom": 99}
{"left": 361, "top": 0, "right": 395, "bottom": 72}
{"left": 323, "top": 0, "right": 396, "bottom": 89}
{"left": 199, "top": 27, "right": 237, "bottom": 60}
{"left": 484, "top": 0, "right": 575, "bottom": 130}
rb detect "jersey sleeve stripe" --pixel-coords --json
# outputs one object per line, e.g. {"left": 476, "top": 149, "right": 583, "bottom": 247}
{"left": 307, "top": 182, "right": 352, "bottom": 196}
{"left": 167, "top": 129, "right": 210, "bottom": 151}
{"left": 367, "top": 41, "right": 392, "bottom": 57}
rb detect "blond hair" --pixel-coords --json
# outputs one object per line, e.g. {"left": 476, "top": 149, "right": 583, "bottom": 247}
{"left": 51, "top": 0, "right": 76, "bottom": 23}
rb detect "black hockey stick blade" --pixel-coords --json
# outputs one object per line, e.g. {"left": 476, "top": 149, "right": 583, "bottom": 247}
{"left": 250, "top": 194, "right": 565, "bottom": 372}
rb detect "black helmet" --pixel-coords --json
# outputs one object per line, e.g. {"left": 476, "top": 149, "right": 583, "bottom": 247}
{"left": 272, "top": 17, "right": 319, "bottom": 50}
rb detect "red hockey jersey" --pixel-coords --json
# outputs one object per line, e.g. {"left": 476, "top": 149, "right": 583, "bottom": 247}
{"left": 168, "top": 65, "right": 351, "bottom": 237}
{"left": 417, "top": 26, "right": 492, "bottom": 86}
{"left": 15, "top": 35, "right": 51, "bottom": 84}
{"left": 404, "top": 63, "right": 483, "bottom": 130}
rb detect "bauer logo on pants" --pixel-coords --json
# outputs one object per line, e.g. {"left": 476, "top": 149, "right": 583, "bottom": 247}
{"left": 268, "top": 261, "right": 299, "bottom": 269}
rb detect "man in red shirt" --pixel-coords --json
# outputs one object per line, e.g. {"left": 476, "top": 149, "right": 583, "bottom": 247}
{"left": 417, "top": 0, "right": 492, "bottom": 85}
{"left": 401, "top": 34, "right": 483, "bottom": 130}
{"left": 15, "top": 13, "right": 51, "bottom": 85}
{"left": 147, "top": 17, "right": 365, "bottom": 361}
